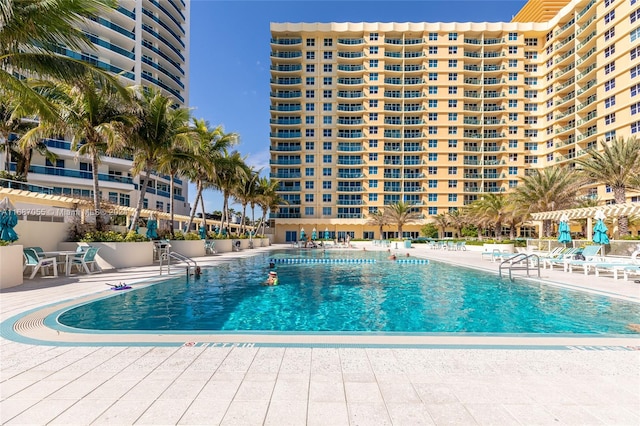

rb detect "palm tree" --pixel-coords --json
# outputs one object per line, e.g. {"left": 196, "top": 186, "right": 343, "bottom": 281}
{"left": 512, "top": 166, "right": 583, "bottom": 237}
{"left": 183, "top": 120, "right": 238, "bottom": 232}
{"left": 468, "top": 194, "right": 508, "bottom": 239}
{"left": 384, "top": 202, "right": 420, "bottom": 239}
{"left": 22, "top": 77, "right": 134, "bottom": 230}
{"left": 256, "top": 176, "right": 281, "bottom": 236}
{"left": 503, "top": 197, "right": 529, "bottom": 239}
{"left": 233, "top": 167, "right": 259, "bottom": 235}
{"left": 447, "top": 208, "right": 465, "bottom": 238}
{"left": 576, "top": 136, "right": 640, "bottom": 236}
{"left": 366, "top": 208, "right": 388, "bottom": 239}
{"left": 128, "top": 87, "right": 192, "bottom": 232}
{"left": 433, "top": 213, "right": 450, "bottom": 239}
{"left": 1, "top": 0, "right": 124, "bottom": 122}
{"left": 209, "top": 150, "right": 247, "bottom": 235}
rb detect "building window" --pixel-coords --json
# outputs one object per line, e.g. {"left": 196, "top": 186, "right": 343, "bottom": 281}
{"left": 322, "top": 181, "right": 331, "bottom": 189}
{"left": 428, "top": 166, "right": 437, "bottom": 175}
{"left": 632, "top": 120, "right": 640, "bottom": 134}
{"left": 604, "top": 10, "right": 615, "bottom": 24}
{"left": 524, "top": 37, "right": 538, "bottom": 46}
{"left": 448, "top": 99, "right": 457, "bottom": 107}
{"left": 370, "top": 99, "right": 378, "bottom": 107}
{"left": 322, "top": 194, "right": 331, "bottom": 202}
{"left": 632, "top": 64, "right": 640, "bottom": 78}
{"left": 448, "top": 46, "right": 457, "bottom": 54}
{"left": 305, "top": 168, "right": 314, "bottom": 176}
{"left": 306, "top": 116, "right": 314, "bottom": 124}
{"left": 428, "top": 86, "right": 437, "bottom": 94}
{"left": 605, "top": 44, "right": 615, "bottom": 58}
{"left": 305, "top": 207, "right": 314, "bottom": 215}
{"left": 448, "top": 113, "right": 457, "bottom": 121}
{"left": 509, "top": 59, "right": 517, "bottom": 68}
{"left": 447, "top": 166, "right": 457, "bottom": 175}
{"left": 369, "top": 46, "right": 378, "bottom": 55}
{"left": 370, "top": 72, "right": 378, "bottom": 81}
{"left": 322, "top": 167, "right": 331, "bottom": 176}
{"left": 322, "top": 207, "right": 331, "bottom": 216}
{"left": 428, "top": 139, "right": 437, "bottom": 148}
{"left": 306, "top": 38, "right": 315, "bottom": 46}
{"left": 323, "top": 154, "right": 332, "bottom": 163}
{"left": 632, "top": 102, "right": 640, "bottom": 115}
{"left": 369, "top": 166, "right": 378, "bottom": 174}
{"left": 605, "top": 113, "right": 616, "bottom": 125}
{"left": 632, "top": 27, "right": 640, "bottom": 42}
{"left": 605, "top": 130, "right": 616, "bottom": 141}
{"left": 605, "top": 78, "right": 616, "bottom": 91}
{"left": 632, "top": 46, "right": 640, "bottom": 60}
{"left": 306, "top": 142, "right": 315, "bottom": 149}
{"left": 324, "top": 38, "right": 332, "bottom": 46}
{"left": 448, "top": 194, "right": 457, "bottom": 202}
{"left": 605, "top": 95, "right": 616, "bottom": 108}
{"left": 368, "top": 193, "right": 378, "bottom": 202}
{"left": 631, "top": 83, "right": 639, "bottom": 96}
{"left": 429, "top": 46, "right": 438, "bottom": 55}
{"left": 448, "top": 73, "right": 457, "bottom": 81}
{"left": 428, "top": 113, "right": 437, "bottom": 121}
{"left": 305, "top": 129, "right": 314, "bottom": 137}
{"left": 369, "top": 59, "right": 378, "bottom": 68}
{"left": 369, "top": 139, "right": 378, "bottom": 148}
{"left": 428, "top": 73, "right": 437, "bottom": 81}
{"left": 428, "top": 59, "right": 437, "bottom": 68}
{"left": 369, "top": 179, "right": 378, "bottom": 188}
{"left": 605, "top": 61, "right": 615, "bottom": 74}
{"left": 508, "top": 32, "right": 517, "bottom": 41}
{"left": 509, "top": 166, "right": 518, "bottom": 175}
{"left": 369, "top": 32, "right": 378, "bottom": 41}
{"left": 604, "top": 27, "right": 615, "bottom": 41}
{"left": 448, "top": 139, "right": 457, "bottom": 148}
{"left": 323, "top": 64, "right": 332, "bottom": 72}
{"left": 508, "top": 46, "right": 517, "bottom": 54}
{"left": 428, "top": 194, "right": 438, "bottom": 202}
{"left": 448, "top": 86, "right": 458, "bottom": 94}
{"left": 449, "top": 32, "right": 458, "bottom": 40}
{"left": 448, "top": 60, "right": 457, "bottom": 68}
{"left": 448, "top": 153, "right": 457, "bottom": 161}
{"left": 323, "top": 116, "right": 331, "bottom": 124}
{"left": 369, "top": 86, "right": 378, "bottom": 95}
{"left": 429, "top": 32, "right": 437, "bottom": 41}
{"left": 306, "top": 64, "right": 314, "bottom": 72}
{"left": 306, "top": 51, "right": 315, "bottom": 60}
{"left": 428, "top": 99, "right": 437, "bottom": 108}
{"left": 448, "top": 180, "right": 457, "bottom": 188}
{"left": 369, "top": 152, "right": 378, "bottom": 161}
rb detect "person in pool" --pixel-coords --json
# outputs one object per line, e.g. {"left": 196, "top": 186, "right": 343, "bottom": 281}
{"left": 265, "top": 271, "right": 279, "bottom": 286}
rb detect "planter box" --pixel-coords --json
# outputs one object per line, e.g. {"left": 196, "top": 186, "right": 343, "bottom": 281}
{"left": 214, "top": 239, "right": 233, "bottom": 253}
{"left": 168, "top": 240, "right": 206, "bottom": 258}
{"left": 239, "top": 239, "right": 251, "bottom": 250}
{"left": 483, "top": 243, "right": 515, "bottom": 253}
{"left": 260, "top": 238, "right": 270, "bottom": 247}
{"left": 59, "top": 241, "right": 154, "bottom": 269}
{"left": 0, "top": 245, "right": 24, "bottom": 289}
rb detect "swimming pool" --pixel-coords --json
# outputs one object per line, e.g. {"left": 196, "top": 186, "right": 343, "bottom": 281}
{"left": 58, "top": 250, "right": 640, "bottom": 334}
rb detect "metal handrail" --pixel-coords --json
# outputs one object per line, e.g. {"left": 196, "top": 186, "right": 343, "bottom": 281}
{"left": 159, "top": 248, "right": 198, "bottom": 275}
{"left": 499, "top": 254, "right": 540, "bottom": 280}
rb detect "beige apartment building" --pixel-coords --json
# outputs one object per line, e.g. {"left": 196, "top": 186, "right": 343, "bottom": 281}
{"left": 269, "top": 0, "right": 640, "bottom": 243}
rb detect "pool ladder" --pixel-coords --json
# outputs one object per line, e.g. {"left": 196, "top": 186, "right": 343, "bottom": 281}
{"left": 499, "top": 254, "right": 541, "bottom": 281}
{"left": 159, "top": 250, "right": 198, "bottom": 275}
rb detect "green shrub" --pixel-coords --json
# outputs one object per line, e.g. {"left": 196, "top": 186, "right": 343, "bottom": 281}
{"left": 420, "top": 223, "right": 439, "bottom": 239}
{"left": 80, "top": 230, "right": 125, "bottom": 242}
{"left": 124, "top": 231, "right": 150, "bottom": 242}
{"left": 0, "top": 240, "right": 11, "bottom": 246}
{"left": 184, "top": 232, "right": 201, "bottom": 240}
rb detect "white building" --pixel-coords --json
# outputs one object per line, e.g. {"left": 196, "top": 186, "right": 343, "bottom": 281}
{"left": 2, "top": 0, "right": 191, "bottom": 216}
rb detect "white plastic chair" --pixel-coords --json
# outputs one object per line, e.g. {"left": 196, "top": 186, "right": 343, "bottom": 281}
{"left": 23, "top": 248, "right": 57, "bottom": 279}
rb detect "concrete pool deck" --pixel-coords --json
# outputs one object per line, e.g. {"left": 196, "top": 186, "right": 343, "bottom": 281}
{"left": 2, "top": 243, "right": 639, "bottom": 424}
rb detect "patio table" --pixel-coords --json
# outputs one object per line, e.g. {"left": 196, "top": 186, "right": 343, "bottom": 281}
{"left": 42, "top": 251, "right": 79, "bottom": 276}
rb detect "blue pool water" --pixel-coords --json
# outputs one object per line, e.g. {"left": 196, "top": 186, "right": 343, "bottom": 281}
{"left": 58, "top": 250, "right": 640, "bottom": 334}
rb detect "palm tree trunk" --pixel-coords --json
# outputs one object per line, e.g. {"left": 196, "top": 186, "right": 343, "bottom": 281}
{"left": 614, "top": 187, "right": 629, "bottom": 236}
{"left": 186, "top": 180, "right": 202, "bottom": 232}
{"left": 250, "top": 202, "right": 256, "bottom": 235}
{"left": 91, "top": 152, "right": 104, "bottom": 231}
{"left": 199, "top": 190, "right": 207, "bottom": 230}
{"left": 240, "top": 203, "right": 247, "bottom": 234}
{"left": 543, "top": 219, "right": 552, "bottom": 237}
{"left": 169, "top": 171, "right": 175, "bottom": 237}
{"left": 130, "top": 169, "right": 152, "bottom": 232}
{"left": 222, "top": 191, "right": 229, "bottom": 234}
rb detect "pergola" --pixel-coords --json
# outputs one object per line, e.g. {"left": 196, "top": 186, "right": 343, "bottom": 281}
{"left": 530, "top": 202, "right": 640, "bottom": 240}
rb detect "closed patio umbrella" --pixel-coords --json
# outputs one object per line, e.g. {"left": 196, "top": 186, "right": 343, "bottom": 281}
{"left": 324, "top": 228, "right": 330, "bottom": 240}
{"left": 593, "top": 210, "right": 609, "bottom": 245}
{"left": 312, "top": 228, "right": 317, "bottom": 240}
{"left": 0, "top": 197, "right": 18, "bottom": 242}
{"left": 300, "top": 227, "right": 305, "bottom": 241}
{"left": 198, "top": 226, "right": 207, "bottom": 239}
{"left": 557, "top": 213, "right": 571, "bottom": 246}
{"left": 146, "top": 214, "right": 158, "bottom": 239}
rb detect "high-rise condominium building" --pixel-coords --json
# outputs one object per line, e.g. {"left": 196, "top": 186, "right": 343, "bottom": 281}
{"left": 269, "top": 0, "right": 640, "bottom": 243}
{"left": 2, "top": 0, "right": 191, "bottom": 215}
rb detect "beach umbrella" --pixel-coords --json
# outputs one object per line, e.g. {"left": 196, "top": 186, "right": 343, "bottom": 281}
{"left": 0, "top": 197, "right": 18, "bottom": 242}
{"left": 300, "top": 227, "right": 305, "bottom": 241}
{"left": 146, "top": 214, "right": 158, "bottom": 239}
{"left": 198, "top": 226, "right": 207, "bottom": 239}
{"left": 312, "top": 227, "right": 317, "bottom": 240}
{"left": 593, "top": 210, "right": 610, "bottom": 245}
{"left": 557, "top": 213, "right": 571, "bottom": 245}
{"left": 222, "top": 227, "right": 227, "bottom": 237}
{"left": 324, "top": 227, "right": 330, "bottom": 240}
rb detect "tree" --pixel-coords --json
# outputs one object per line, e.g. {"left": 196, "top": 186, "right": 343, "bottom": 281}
{"left": 1, "top": 0, "right": 124, "bottom": 122}
{"left": 467, "top": 194, "right": 508, "bottom": 239}
{"left": 233, "top": 167, "right": 259, "bottom": 235}
{"left": 511, "top": 166, "right": 583, "bottom": 237}
{"left": 420, "top": 223, "right": 439, "bottom": 239}
{"left": 256, "top": 176, "right": 281, "bottom": 236}
{"left": 23, "top": 77, "right": 134, "bottom": 230}
{"left": 128, "top": 87, "right": 192, "bottom": 232}
{"left": 576, "top": 136, "right": 640, "bottom": 236}
{"left": 384, "top": 202, "right": 420, "bottom": 239}
{"left": 433, "top": 213, "right": 450, "bottom": 239}
{"left": 209, "top": 150, "right": 247, "bottom": 235}
{"left": 446, "top": 208, "right": 466, "bottom": 238}
{"left": 183, "top": 120, "right": 237, "bottom": 232}
{"left": 366, "top": 208, "right": 388, "bottom": 239}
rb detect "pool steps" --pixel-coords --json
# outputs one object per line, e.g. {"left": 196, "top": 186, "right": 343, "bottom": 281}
{"left": 270, "top": 258, "right": 429, "bottom": 264}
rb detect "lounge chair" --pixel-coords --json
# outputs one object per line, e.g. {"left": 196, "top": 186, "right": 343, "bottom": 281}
{"left": 564, "top": 245, "right": 604, "bottom": 274}
{"left": 542, "top": 247, "right": 581, "bottom": 270}
{"left": 23, "top": 248, "right": 57, "bottom": 279}
{"left": 69, "top": 246, "right": 101, "bottom": 274}
{"left": 593, "top": 251, "right": 640, "bottom": 280}
{"left": 204, "top": 240, "right": 216, "bottom": 254}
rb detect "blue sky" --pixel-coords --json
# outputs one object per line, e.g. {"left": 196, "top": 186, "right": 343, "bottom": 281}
{"left": 187, "top": 0, "right": 527, "bottom": 214}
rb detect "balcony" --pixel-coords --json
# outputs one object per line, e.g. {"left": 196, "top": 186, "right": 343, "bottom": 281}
{"left": 271, "top": 144, "right": 301, "bottom": 152}
{"left": 270, "top": 104, "right": 301, "bottom": 112}
{"left": 337, "top": 51, "right": 364, "bottom": 59}
{"left": 336, "top": 118, "right": 363, "bottom": 125}
{"left": 337, "top": 131, "right": 363, "bottom": 138}
{"left": 337, "top": 38, "right": 364, "bottom": 45}
{"left": 336, "top": 104, "right": 363, "bottom": 112}
{"left": 337, "top": 172, "right": 363, "bottom": 178}
{"left": 271, "top": 77, "right": 302, "bottom": 85}
{"left": 270, "top": 64, "right": 302, "bottom": 72}
{"left": 269, "top": 159, "right": 301, "bottom": 165}
{"left": 269, "top": 172, "right": 301, "bottom": 179}
{"left": 270, "top": 38, "right": 302, "bottom": 45}
{"left": 337, "top": 91, "right": 363, "bottom": 99}
{"left": 336, "top": 186, "right": 364, "bottom": 192}
{"left": 269, "top": 131, "right": 301, "bottom": 138}
{"left": 337, "top": 64, "right": 364, "bottom": 72}
{"left": 278, "top": 186, "right": 301, "bottom": 192}
{"left": 26, "top": 165, "right": 133, "bottom": 185}
{"left": 337, "top": 143, "right": 363, "bottom": 152}
{"left": 270, "top": 91, "right": 301, "bottom": 99}
{"left": 270, "top": 118, "right": 302, "bottom": 125}
{"left": 270, "top": 51, "right": 302, "bottom": 59}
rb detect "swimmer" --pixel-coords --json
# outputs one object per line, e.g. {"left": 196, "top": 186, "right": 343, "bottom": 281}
{"left": 269, "top": 261, "right": 275, "bottom": 269}
{"left": 190, "top": 266, "right": 202, "bottom": 277}
{"left": 266, "top": 271, "right": 279, "bottom": 286}
{"left": 405, "top": 253, "right": 410, "bottom": 257}
{"left": 388, "top": 253, "right": 397, "bottom": 260}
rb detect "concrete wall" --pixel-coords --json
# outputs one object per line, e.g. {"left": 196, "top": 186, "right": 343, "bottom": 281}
{"left": 14, "top": 221, "right": 70, "bottom": 251}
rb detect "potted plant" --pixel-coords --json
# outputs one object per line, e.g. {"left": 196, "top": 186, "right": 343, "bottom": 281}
{"left": 59, "top": 230, "right": 154, "bottom": 269}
